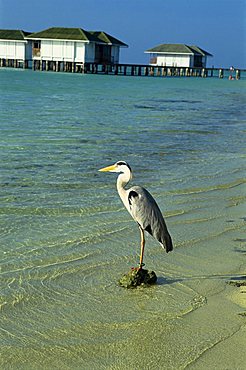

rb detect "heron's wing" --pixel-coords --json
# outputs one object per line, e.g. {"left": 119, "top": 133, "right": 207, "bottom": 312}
{"left": 128, "top": 186, "right": 173, "bottom": 252}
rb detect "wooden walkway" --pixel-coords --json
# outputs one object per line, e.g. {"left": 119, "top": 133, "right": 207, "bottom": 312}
{"left": 83, "top": 63, "right": 242, "bottom": 79}
{"left": 0, "top": 58, "right": 243, "bottom": 79}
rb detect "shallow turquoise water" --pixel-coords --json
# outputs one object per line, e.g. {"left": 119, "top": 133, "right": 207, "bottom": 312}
{"left": 0, "top": 69, "right": 245, "bottom": 369}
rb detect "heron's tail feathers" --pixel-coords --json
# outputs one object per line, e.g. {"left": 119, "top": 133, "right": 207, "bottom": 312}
{"left": 160, "top": 232, "right": 173, "bottom": 253}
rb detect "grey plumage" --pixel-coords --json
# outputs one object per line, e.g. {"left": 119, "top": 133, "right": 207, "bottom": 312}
{"left": 128, "top": 186, "right": 173, "bottom": 253}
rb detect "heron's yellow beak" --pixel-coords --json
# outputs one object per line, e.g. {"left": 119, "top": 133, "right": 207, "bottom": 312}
{"left": 98, "top": 164, "right": 117, "bottom": 172}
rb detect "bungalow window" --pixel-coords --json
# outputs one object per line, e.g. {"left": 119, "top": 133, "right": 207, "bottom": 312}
{"left": 33, "top": 41, "right": 41, "bottom": 49}
{"left": 33, "top": 41, "right": 41, "bottom": 57}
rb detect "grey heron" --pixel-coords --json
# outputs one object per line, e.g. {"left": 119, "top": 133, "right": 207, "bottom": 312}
{"left": 99, "top": 161, "right": 173, "bottom": 269}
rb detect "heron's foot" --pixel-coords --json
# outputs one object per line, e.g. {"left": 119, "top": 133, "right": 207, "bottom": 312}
{"left": 138, "top": 262, "right": 145, "bottom": 270}
{"left": 131, "top": 263, "right": 145, "bottom": 271}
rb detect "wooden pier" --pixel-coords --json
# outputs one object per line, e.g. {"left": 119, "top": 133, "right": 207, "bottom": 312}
{"left": 0, "top": 58, "right": 243, "bottom": 79}
{"left": 82, "top": 63, "right": 243, "bottom": 79}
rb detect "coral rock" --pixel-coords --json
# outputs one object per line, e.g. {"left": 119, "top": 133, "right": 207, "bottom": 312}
{"left": 119, "top": 268, "right": 157, "bottom": 288}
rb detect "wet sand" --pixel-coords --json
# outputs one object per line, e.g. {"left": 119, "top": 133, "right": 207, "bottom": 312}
{"left": 187, "top": 278, "right": 246, "bottom": 370}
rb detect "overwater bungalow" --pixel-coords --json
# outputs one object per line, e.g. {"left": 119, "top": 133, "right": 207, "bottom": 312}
{"left": 1, "top": 30, "right": 242, "bottom": 79}
{"left": 145, "top": 44, "right": 212, "bottom": 68}
{"left": 0, "top": 29, "right": 32, "bottom": 68}
{"left": 26, "top": 27, "right": 128, "bottom": 72}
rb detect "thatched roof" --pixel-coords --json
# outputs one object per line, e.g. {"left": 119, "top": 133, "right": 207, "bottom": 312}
{"left": 145, "top": 44, "right": 212, "bottom": 56}
{"left": 0, "top": 29, "right": 31, "bottom": 40}
{"left": 27, "top": 27, "right": 127, "bottom": 46}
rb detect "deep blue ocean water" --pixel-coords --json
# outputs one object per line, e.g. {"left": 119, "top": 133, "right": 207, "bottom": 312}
{"left": 0, "top": 69, "right": 245, "bottom": 369}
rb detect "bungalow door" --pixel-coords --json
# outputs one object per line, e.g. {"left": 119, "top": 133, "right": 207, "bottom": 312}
{"left": 95, "top": 45, "right": 112, "bottom": 64}
{"left": 193, "top": 55, "right": 203, "bottom": 67}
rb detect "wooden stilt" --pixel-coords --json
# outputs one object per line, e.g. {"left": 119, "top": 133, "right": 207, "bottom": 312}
{"left": 236, "top": 69, "right": 240, "bottom": 80}
{"left": 203, "top": 68, "right": 208, "bottom": 77}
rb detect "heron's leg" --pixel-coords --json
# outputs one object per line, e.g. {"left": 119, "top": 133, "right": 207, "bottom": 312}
{"left": 138, "top": 226, "right": 145, "bottom": 270}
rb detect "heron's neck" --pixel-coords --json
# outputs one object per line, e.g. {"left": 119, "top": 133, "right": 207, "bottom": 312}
{"left": 117, "top": 170, "right": 132, "bottom": 208}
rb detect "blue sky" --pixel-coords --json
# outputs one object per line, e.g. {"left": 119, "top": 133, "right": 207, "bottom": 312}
{"left": 0, "top": 0, "right": 245, "bottom": 68}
